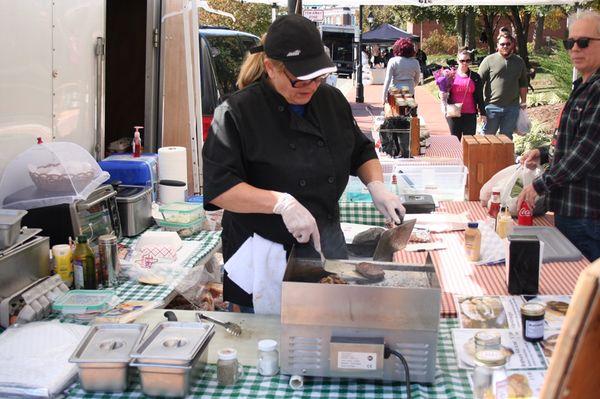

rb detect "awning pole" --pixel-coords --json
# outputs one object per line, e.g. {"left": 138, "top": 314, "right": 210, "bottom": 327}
{"left": 356, "top": 5, "right": 364, "bottom": 103}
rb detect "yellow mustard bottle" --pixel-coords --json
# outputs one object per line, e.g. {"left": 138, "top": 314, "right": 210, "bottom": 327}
{"left": 496, "top": 206, "right": 513, "bottom": 239}
{"left": 52, "top": 244, "right": 73, "bottom": 287}
{"left": 465, "top": 222, "right": 482, "bottom": 262}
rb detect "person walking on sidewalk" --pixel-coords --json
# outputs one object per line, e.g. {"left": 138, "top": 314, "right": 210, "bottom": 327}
{"left": 478, "top": 32, "right": 528, "bottom": 139}
{"left": 445, "top": 49, "right": 486, "bottom": 140}
{"left": 517, "top": 11, "right": 600, "bottom": 261}
{"left": 381, "top": 38, "right": 421, "bottom": 102}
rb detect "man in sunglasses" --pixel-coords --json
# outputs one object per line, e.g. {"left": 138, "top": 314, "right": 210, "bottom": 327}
{"left": 518, "top": 11, "right": 600, "bottom": 261}
{"left": 202, "top": 15, "right": 405, "bottom": 311}
{"left": 478, "top": 32, "right": 529, "bottom": 139}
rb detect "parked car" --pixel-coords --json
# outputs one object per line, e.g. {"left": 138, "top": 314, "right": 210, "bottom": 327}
{"left": 199, "top": 27, "right": 260, "bottom": 141}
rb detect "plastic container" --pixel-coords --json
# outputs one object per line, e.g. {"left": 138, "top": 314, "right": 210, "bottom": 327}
{"left": 52, "top": 290, "right": 117, "bottom": 314}
{"left": 156, "top": 217, "right": 204, "bottom": 237}
{"left": 159, "top": 202, "right": 204, "bottom": 224}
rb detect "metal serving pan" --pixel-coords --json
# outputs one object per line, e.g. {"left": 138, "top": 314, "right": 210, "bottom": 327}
{"left": 69, "top": 323, "right": 147, "bottom": 392}
{"left": 0, "top": 209, "right": 27, "bottom": 249}
{"left": 131, "top": 335, "right": 212, "bottom": 397}
{"left": 130, "top": 321, "right": 214, "bottom": 365}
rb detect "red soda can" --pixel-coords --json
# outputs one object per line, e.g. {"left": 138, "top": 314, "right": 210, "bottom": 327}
{"left": 518, "top": 201, "right": 533, "bottom": 226}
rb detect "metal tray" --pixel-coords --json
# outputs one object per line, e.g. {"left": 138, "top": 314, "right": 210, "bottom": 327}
{"left": 511, "top": 226, "right": 583, "bottom": 262}
{"left": 131, "top": 321, "right": 214, "bottom": 365}
{"left": 70, "top": 323, "right": 147, "bottom": 392}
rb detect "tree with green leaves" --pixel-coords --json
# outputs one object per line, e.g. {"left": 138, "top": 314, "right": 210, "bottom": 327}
{"left": 198, "top": 0, "right": 274, "bottom": 37}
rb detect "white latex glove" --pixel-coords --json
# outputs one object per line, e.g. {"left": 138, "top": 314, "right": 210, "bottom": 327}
{"left": 273, "top": 193, "right": 321, "bottom": 252}
{"left": 367, "top": 181, "right": 406, "bottom": 224}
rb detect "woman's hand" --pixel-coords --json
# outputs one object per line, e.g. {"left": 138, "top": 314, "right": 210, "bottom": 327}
{"left": 273, "top": 193, "right": 321, "bottom": 252}
{"left": 367, "top": 181, "right": 406, "bottom": 224}
{"left": 520, "top": 149, "right": 541, "bottom": 170}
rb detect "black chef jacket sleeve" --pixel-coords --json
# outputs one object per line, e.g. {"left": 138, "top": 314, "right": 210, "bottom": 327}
{"left": 202, "top": 104, "right": 246, "bottom": 211}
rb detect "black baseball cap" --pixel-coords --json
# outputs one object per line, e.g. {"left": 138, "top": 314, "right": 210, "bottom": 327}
{"left": 252, "top": 14, "right": 336, "bottom": 80}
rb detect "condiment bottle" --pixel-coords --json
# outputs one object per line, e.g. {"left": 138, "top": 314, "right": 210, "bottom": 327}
{"left": 495, "top": 207, "right": 513, "bottom": 239}
{"left": 518, "top": 201, "right": 533, "bottom": 226}
{"left": 132, "top": 126, "right": 143, "bottom": 158}
{"left": 391, "top": 174, "right": 400, "bottom": 195}
{"left": 52, "top": 244, "right": 73, "bottom": 287}
{"left": 520, "top": 302, "right": 546, "bottom": 343}
{"left": 257, "top": 339, "right": 279, "bottom": 376}
{"left": 474, "top": 331, "right": 501, "bottom": 353}
{"left": 472, "top": 350, "right": 508, "bottom": 399}
{"left": 464, "top": 222, "right": 482, "bottom": 262}
{"left": 217, "top": 348, "right": 241, "bottom": 386}
{"left": 72, "top": 235, "right": 96, "bottom": 289}
{"left": 488, "top": 187, "right": 501, "bottom": 218}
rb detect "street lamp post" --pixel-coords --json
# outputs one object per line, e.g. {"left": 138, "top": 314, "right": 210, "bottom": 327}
{"left": 367, "top": 11, "right": 374, "bottom": 30}
{"left": 355, "top": 5, "right": 364, "bottom": 103}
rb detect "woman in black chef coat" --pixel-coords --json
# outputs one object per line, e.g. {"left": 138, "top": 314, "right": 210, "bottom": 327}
{"left": 202, "top": 15, "right": 405, "bottom": 311}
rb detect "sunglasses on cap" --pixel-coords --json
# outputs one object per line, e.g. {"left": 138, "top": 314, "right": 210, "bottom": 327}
{"left": 283, "top": 68, "right": 330, "bottom": 88}
{"left": 563, "top": 37, "right": 600, "bottom": 50}
{"left": 458, "top": 59, "right": 471, "bottom": 63}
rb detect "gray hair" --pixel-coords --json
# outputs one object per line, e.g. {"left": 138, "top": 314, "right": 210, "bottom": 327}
{"left": 568, "top": 10, "right": 600, "bottom": 36}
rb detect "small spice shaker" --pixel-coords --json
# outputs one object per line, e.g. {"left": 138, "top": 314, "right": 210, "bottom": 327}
{"left": 474, "top": 331, "right": 501, "bottom": 353}
{"left": 217, "top": 348, "right": 241, "bottom": 386}
{"left": 257, "top": 339, "right": 279, "bottom": 376}
{"left": 521, "top": 302, "right": 546, "bottom": 343}
{"left": 472, "top": 350, "right": 508, "bottom": 399}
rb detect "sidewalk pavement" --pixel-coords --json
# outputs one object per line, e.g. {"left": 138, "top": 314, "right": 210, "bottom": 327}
{"left": 342, "top": 81, "right": 450, "bottom": 137}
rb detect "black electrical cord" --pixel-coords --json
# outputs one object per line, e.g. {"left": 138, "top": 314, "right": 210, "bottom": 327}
{"left": 385, "top": 346, "right": 411, "bottom": 399}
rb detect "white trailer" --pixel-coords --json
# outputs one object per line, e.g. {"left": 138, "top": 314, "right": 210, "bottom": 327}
{"left": 0, "top": 0, "right": 203, "bottom": 192}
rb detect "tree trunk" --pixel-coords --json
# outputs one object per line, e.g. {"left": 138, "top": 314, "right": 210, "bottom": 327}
{"left": 481, "top": 11, "right": 496, "bottom": 54}
{"left": 456, "top": 11, "right": 466, "bottom": 49}
{"left": 510, "top": 6, "right": 531, "bottom": 68}
{"left": 465, "top": 7, "right": 477, "bottom": 50}
{"left": 534, "top": 14, "right": 545, "bottom": 51}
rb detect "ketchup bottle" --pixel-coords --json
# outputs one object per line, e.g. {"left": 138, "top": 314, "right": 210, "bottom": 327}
{"left": 518, "top": 201, "right": 533, "bottom": 226}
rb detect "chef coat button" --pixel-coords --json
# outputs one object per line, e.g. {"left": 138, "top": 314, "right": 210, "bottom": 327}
{"left": 317, "top": 140, "right": 324, "bottom": 147}
{"left": 278, "top": 106, "right": 285, "bottom": 112}
{"left": 289, "top": 143, "right": 296, "bottom": 150}
{"left": 299, "top": 179, "right": 307, "bottom": 187}
{"left": 327, "top": 176, "right": 335, "bottom": 184}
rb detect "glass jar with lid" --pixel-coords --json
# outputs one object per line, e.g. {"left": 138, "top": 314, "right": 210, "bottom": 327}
{"left": 217, "top": 348, "right": 242, "bottom": 386}
{"left": 472, "top": 349, "right": 508, "bottom": 399}
{"left": 257, "top": 339, "right": 279, "bottom": 376}
{"left": 474, "top": 331, "right": 501, "bottom": 353}
{"left": 521, "top": 302, "right": 546, "bottom": 343}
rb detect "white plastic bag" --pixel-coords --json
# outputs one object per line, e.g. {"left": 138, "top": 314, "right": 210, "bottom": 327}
{"left": 480, "top": 164, "right": 543, "bottom": 214}
{"left": 515, "top": 109, "right": 532, "bottom": 136}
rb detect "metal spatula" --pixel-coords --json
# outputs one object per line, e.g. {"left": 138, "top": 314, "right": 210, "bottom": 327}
{"left": 372, "top": 218, "right": 416, "bottom": 262}
{"left": 196, "top": 312, "right": 242, "bottom": 336}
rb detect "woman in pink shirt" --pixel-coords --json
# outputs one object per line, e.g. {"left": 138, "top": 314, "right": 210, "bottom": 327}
{"left": 446, "top": 49, "right": 486, "bottom": 140}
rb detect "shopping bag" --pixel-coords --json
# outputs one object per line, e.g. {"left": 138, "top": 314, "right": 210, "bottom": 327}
{"left": 495, "top": 165, "right": 546, "bottom": 216}
{"left": 445, "top": 103, "right": 463, "bottom": 118}
{"left": 515, "top": 109, "right": 532, "bottom": 136}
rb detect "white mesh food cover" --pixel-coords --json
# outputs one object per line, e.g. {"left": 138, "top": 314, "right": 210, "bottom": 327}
{"left": 0, "top": 142, "right": 109, "bottom": 210}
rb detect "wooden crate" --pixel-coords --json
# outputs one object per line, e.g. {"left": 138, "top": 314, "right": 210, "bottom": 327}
{"left": 462, "top": 134, "right": 514, "bottom": 201}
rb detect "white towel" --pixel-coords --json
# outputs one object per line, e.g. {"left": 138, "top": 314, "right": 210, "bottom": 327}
{"left": 223, "top": 234, "right": 286, "bottom": 314}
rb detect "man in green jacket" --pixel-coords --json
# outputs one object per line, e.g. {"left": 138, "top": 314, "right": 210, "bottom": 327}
{"left": 478, "top": 33, "right": 528, "bottom": 139}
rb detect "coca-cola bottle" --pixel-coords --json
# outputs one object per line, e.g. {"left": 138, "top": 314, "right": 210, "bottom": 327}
{"left": 518, "top": 201, "right": 533, "bottom": 226}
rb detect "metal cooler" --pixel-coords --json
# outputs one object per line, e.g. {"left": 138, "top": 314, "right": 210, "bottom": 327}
{"left": 280, "top": 250, "right": 440, "bottom": 383}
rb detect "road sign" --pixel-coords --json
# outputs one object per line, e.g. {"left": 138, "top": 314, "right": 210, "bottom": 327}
{"left": 303, "top": 9, "right": 324, "bottom": 22}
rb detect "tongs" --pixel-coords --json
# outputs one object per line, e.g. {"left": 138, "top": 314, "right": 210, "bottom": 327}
{"left": 196, "top": 312, "right": 242, "bottom": 336}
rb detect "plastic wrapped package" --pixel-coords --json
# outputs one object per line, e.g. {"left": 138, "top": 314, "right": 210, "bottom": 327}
{"left": 0, "top": 142, "right": 109, "bottom": 210}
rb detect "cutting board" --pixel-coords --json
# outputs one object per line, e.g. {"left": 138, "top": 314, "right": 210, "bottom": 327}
{"left": 511, "top": 226, "right": 583, "bottom": 262}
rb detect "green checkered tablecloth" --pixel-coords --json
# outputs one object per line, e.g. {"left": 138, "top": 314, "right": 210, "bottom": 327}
{"left": 114, "top": 230, "right": 222, "bottom": 302}
{"left": 340, "top": 200, "right": 386, "bottom": 226}
{"left": 63, "top": 319, "right": 475, "bottom": 399}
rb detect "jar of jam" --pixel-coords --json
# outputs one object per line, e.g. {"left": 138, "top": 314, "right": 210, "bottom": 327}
{"left": 520, "top": 302, "right": 546, "bottom": 343}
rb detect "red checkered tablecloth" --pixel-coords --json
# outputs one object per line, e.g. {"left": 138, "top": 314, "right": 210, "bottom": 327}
{"left": 394, "top": 201, "right": 590, "bottom": 317}
{"left": 426, "top": 135, "right": 463, "bottom": 160}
